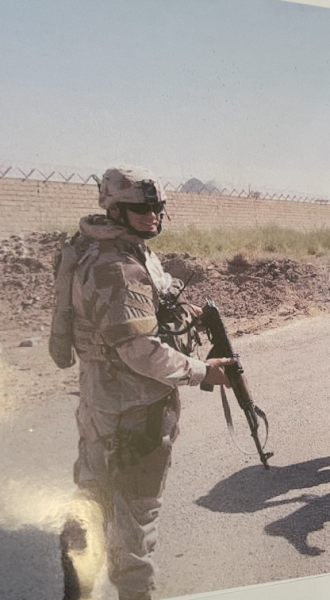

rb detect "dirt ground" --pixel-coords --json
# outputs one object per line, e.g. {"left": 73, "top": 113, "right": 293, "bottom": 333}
{"left": 1, "top": 231, "right": 330, "bottom": 337}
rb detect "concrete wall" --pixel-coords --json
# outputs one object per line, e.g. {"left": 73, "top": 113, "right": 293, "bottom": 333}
{"left": 1, "top": 177, "right": 330, "bottom": 238}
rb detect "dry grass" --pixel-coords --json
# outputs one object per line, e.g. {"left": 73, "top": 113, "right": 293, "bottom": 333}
{"left": 49, "top": 222, "right": 330, "bottom": 262}
{"left": 150, "top": 225, "right": 330, "bottom": 261}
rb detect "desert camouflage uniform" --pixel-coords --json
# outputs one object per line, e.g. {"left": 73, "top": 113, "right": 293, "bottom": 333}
{"left": 61, "top": 215, "right": 207, "bottom": 600}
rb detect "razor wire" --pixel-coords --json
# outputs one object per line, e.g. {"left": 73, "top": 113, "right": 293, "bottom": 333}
{"left": 0, "top": 165, "right": 329, "bottom": 204}
{"left": 162, "top": 181, "right": 330, "bottom": 204}
{"left": 0, "top": 166, "right": 96, "bottom": 185}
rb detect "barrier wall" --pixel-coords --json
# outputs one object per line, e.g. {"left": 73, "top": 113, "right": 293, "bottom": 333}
{"left": 1, "top": 177, "right": 330, "bottom": 238}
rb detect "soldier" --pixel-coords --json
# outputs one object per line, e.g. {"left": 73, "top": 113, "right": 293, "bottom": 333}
{"left": 59, "top": 166, "right": 233, "bottom": 600}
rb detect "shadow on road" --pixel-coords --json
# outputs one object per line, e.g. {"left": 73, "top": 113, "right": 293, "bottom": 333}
{"left": 196, "top": 455, "right": 330, "bottom": 556}
{"left": 0, "top": 526, "right": 63, "bottom": 599}
{"left": 265, "top": 493, "right": 330, "bottom": 556}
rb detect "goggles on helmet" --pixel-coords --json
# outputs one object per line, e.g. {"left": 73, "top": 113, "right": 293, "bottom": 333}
{"left": 125, "top": 201, "right": 165, "bottom": 215}
{"left": 141, "top": 180, "right": 159, "bottom": 203}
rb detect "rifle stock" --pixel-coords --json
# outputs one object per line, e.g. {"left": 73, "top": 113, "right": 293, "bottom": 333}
{"left": 200, "top": 299, "right": 273, "bottom": 470}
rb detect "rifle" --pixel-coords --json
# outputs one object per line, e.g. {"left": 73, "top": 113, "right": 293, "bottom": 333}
{"left": 200, "top": 298, "right": 273, "bottom": 470}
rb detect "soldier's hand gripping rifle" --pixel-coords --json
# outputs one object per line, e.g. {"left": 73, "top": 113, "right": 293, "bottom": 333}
{"left": 200, "top": 299, "right": 274, "bottom": 469}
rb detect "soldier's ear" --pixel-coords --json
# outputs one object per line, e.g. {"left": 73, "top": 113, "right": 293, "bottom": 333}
{"left": 107, "top": 204, "right": 120, "bottom": 220}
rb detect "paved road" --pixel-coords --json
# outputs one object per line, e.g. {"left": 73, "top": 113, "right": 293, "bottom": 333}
{"left": 1, "top": 315, "right": 330, "bottom": 599}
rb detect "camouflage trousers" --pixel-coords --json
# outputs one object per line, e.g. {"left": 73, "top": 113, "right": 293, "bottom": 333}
{"left": 60, "top": 390, "right": 180, "bottom": 600}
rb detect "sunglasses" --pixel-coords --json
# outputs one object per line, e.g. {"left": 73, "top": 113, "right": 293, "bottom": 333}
{"left": 125, "top": 202, "right": 165, "bottom": 215}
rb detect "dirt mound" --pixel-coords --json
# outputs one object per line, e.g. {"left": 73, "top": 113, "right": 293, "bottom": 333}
{"left": 1, "top": 233, "right": 330, "bottom": 336}
{"left": 0, "top": 232, "right": 64, "bottom": 330}
{"left": 158, "top": 251, "right": 330, "bottom": 334}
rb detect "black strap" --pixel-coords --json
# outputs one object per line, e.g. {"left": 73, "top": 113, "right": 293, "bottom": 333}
{"left": 220, "top": 386, "right": 269, "bottom": 455}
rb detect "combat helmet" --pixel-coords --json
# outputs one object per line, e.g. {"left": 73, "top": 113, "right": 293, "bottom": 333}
{"left": 94, "top": 165, "right": 167, "bottom": 239}
{"left": 98, "top": 165, "right": 166, "bottom": 208}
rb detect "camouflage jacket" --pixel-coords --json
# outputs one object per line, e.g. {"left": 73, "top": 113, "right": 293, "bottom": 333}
{"left": 72, "top": 215, "right": 207, "bottom": 411}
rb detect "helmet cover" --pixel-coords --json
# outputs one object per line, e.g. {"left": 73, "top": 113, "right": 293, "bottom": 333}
{"left": 98, "top": 165, "right": 166, "bottom": 210}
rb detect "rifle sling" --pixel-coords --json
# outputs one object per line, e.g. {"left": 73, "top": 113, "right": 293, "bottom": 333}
{"left": 220, "top": 386, "right": 269, "bottom": 455}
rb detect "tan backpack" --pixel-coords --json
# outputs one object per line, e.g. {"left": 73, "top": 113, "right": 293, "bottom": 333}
{"left": 49, "top": 232, "right": 90, "bottom": 369}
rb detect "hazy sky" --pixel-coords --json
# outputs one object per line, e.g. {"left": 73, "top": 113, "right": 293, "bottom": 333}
{"left": 1, "top": 0, "right": 330, "bottom": 196}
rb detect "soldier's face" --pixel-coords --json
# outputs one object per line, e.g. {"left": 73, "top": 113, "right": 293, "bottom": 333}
{"left": 126, "top": 207, "right": 161, "bottom": 234}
